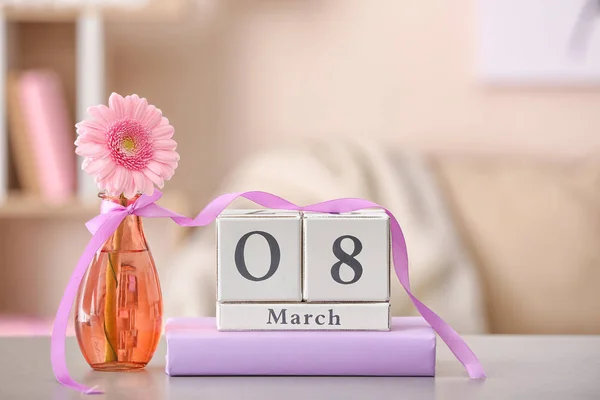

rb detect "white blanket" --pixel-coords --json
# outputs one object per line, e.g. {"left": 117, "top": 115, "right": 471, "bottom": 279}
{"left": 164, "top": 138, "right": 488, "bottom": 333}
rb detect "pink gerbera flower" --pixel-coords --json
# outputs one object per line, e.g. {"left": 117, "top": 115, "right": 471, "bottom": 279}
{"left": 75, "top": 93, "right": 179, "bottom": 198}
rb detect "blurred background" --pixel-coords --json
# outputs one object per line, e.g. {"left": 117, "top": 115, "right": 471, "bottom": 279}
{"left": 0, "top": 0, "right": 599, "bottom": 336}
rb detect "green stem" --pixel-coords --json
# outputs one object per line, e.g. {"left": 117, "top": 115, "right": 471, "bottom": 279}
{"left": 104, "top": 194, "right": 126, "bottom": 363}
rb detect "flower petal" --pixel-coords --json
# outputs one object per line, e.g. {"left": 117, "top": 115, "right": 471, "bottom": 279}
{"left": 146, "top": 178, "right": 155, "bottom": 195}
{"left": 108, "top": 93, "right": 125, "bottom": 119}
{"left": 132, "top": 171, "right": 146, "bottom": 194}
{"left": 81, "top": 157, "right": 91, "bottom": 171}
{"left": 153, "top": 139, "right": 177, "bottom": 151}
{"left": 77, "top": 119, "right": 107, "bottom": 134}
{"left": 151, "top": 124, "right": 175, "bottom": 140}
{"left": 138, "top": 171, "right": 155, "bottom": 195}
{"left": 161, "top": 163, "right": 176, "bottom": 180}
{"left": 146, "top": 160, "right": 175, "bottom": 180}
{"left": 95, "top": 160, "right": 117, "bottom": 181}
{"left": 132, "top": 95, "right": 149, "bottom": 122}
{"left": 96, "top": 178, "right": 108, "bottom": 192}
{"left": 153, "top": 150, "right": 180, "bottom": 163}
{"left": 75, "top": 142, "right": 110, "bottom": 158}
{"left": 141, "top": 105, "right": 162, "bottom": 131}
{"left": 74, "top": 134, "right": 93, "bottom": 147}
{"left": 85, "top": 107, "right": 107, "bottom": 128}
{"left": 142, "top": 168, "right": 164, "bottom": 189}
{"left": 123, "top": 95, "right": 137, "bottom": 118}
{"left": 87, "top": 105, "right": 116, "bottom": 127}
{"left": 82, "top": 157, "right": 115, "bottom": 179}
{"left": 107, "top": 166, "right": 128, "bottom": 195}
{"left": 123, "top": 175, "right": 137, "bottom": 199}
{"left": 76, "top": 121, "right": 107, "bottom": 142}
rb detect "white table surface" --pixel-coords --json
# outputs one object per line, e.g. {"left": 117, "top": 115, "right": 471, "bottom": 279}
{"left": 0, "top": 335, "right": 599, "bottom": 399}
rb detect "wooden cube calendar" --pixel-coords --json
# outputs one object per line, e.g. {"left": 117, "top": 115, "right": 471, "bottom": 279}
{"left": 216, "top": 209, "right": 391, "bottom": 331}
{"left": 302, "top": 210, "right": 390, "bottom": 302}
{"left": 216, "top": 210, "right": 302, "bottom": 302}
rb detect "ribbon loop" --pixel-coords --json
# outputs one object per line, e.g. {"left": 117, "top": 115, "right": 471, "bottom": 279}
{"left": 52, "top": 190, "right": 485, "bottom": 394}
{"left": 131, "top": 190, "right": 163, "bottom": 212}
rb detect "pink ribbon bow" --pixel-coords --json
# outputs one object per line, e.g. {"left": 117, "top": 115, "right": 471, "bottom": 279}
{"left": 51, "top": 190, "right": 486, "bottom": 394}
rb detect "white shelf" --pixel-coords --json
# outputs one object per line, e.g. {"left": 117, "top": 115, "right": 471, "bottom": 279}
{"left": 0, "top": 0, "right": 189, "bottom": 322}
{"left": 0, "top": 190, "right": 188, "bottom": 219}
{"left": 0, "top": 0, "right": 185, "bottom": 22}
{"left": 0, "top": 0, "right": 186, "bottom": 204}
{"left": 0, "top": 8, "right": 104, "bottom": 203}
{"left": 76, "top": 9, "right": 104, "bottom": 200}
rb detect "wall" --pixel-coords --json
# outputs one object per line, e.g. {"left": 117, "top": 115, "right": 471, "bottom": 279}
{"left": 106, "top": 0, "right": 600, "bottom": 204}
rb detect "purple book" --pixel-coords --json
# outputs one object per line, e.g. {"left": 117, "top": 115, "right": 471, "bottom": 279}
{"left": 165, "top": 317, "right": 436, "bottom": 376}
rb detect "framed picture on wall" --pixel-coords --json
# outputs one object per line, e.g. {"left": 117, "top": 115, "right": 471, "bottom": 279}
{"left": 478, "top": 0, "right": 600, "bottom": 84}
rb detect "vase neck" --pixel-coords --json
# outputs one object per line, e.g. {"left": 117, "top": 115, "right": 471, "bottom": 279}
{"left": 100, "top": 194, "right": 149, "bottom": 252}
{"left": 100, "top": 193, "right": 140, "bottom": 207}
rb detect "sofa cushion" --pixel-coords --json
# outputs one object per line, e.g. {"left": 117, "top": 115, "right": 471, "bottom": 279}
{"left": 434, "top": 155, "right": 600, "bottom": 334}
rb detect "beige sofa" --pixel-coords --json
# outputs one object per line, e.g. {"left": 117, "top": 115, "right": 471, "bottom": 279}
{"left": 435, "top": 155, "right": 600, "bottom": 334}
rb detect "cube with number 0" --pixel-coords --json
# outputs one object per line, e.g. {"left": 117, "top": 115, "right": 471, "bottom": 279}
{"left": 217, "top": 210, "right": 302, "bottom": 302}
{"left": 302, "top": 210, "right": 390, "bottom": 302}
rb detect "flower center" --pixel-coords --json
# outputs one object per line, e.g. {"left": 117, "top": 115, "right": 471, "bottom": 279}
{"left": 106, "top": 118, "right": 153, "bottom": 171}
{"left": 122, "top": 137, "right": 136, "bottom": 153}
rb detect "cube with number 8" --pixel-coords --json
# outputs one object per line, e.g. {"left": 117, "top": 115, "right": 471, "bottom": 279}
{"left": 217, "top": 210, "right": 302, "bottom": 302}
{"left": 302, "top": 210, "right": 390, "bottom": 302}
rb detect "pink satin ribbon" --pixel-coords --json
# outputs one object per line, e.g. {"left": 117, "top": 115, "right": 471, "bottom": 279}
{"left": 51, "top": 190, "right": 486, "bottom": 394}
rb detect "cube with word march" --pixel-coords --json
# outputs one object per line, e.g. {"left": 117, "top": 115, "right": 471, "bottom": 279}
{"left": 216, "top": 209, "right": 390, "bottom": 331}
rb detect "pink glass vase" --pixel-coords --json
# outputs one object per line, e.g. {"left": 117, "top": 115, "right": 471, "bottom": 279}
{"left": 75, "top": 194, "right": 163, "bottom": 371}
